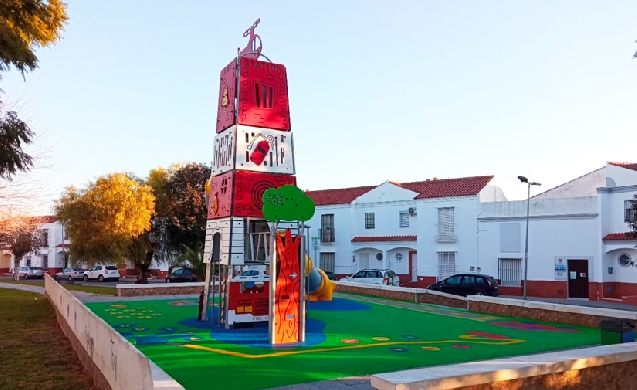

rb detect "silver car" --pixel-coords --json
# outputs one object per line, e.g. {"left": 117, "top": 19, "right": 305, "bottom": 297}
{"left": 18, "top": 266, "right": 45, "bottom": 279}
{"left": 341, "top": 269, "right": 400, "bottom": 286}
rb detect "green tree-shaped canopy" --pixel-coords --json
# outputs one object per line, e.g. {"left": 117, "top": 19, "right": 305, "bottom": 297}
{"left": 262, "top": 185, "right": 315, "bottom": 222}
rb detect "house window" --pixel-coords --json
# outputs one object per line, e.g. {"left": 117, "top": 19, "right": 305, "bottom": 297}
{"left": 619, "top": 253, "right": 631, "bottom": 267}
{"left": 42, "top": 254, "right": 48, "bottom": 269}
{"left": 625, "top": 200, "right": 636, "bottom": 223}
{"left": 41, "top": 229, "right": 48, "bottom": 247}
{"left": 438, "top": 207, "right": 455, "bottom": 239}
{"left": 498, "top": 258, "right": 522, "bottom": 286}
{"left": 26, "top": 257, "right": 31, "bottom": 267}
{"left": 399, "top": 211, "right": 409, "bottom": 228}
{"left": 365, "top": 213, "right": 375, "bottom": 229}
{"left": 320, "top": 252, "right": 335, "bottom": 273}
{"left": 437, "top": 252, "right": 456, "bottom": 280}
{"left": 320, "top": 214, "right": 335, "bottom": 243}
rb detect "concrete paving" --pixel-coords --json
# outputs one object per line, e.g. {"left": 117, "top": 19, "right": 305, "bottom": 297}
{"left": 502, "top": 295, "right": 637, "bottom": 312}
{"left": 265, "top": 377, "right": 373, "bottom": 390}
{"left": 0, "top": 282, "right": 45, "bottom": 294}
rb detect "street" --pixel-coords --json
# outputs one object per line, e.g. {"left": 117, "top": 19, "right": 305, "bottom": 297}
{"left": 0, "top": 275, "right": 166, "bottom": 288}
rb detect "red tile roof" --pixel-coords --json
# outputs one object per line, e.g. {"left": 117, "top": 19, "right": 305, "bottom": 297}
{"left": 603, "top": 233, "right": 637, "bottom": 241}
{"left": 352, "top": 235, "right": 417, "bottom": 243}
{"left": 305, "top": 186, "right": 376, "bottom": 206}
{"left": 609, "top": 162, "right": 637, "bottom": 172}
{"left": 305, "top": 176, "right": 493, "bottom": 206}
{"left": 399, "top": 176, "right": 494, "bottom": 200}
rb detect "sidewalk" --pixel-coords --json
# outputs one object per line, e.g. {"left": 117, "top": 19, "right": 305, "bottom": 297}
{"left": 502, "top": 295, "right": 637, "bottom": 312}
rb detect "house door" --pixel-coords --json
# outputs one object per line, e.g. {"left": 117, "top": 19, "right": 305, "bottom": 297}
{"left": 409, "top": 251, "right": 418, "bottom": 282}
{"left": 567, "top": 260, "right": 589, "bottom": 299}
{"left": 359, "top": 253, "right": 369, "bottom": 271}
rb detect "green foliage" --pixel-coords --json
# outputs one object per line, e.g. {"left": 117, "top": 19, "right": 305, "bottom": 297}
{"left": 166, "top": 163, "right": 210, "bottom": 251}
{"left": 0, "top": 106, "right": 34, "bottom": 179}
{"left": 55, "top": 173, "right": 155, "bottom": 265}
{"left": 262, "top": 185, "right": 316, "bottom": 222}
{"left": 0, "top": 0, "right": 68, "bottom": 78}
{"left": 10, "top": 229, "right": 41, "bottom": 265}
{"left": 174, "top": 243, "right": 206, "bottom": 281}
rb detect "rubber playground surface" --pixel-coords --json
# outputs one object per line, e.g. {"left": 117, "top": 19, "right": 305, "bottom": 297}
{"left": 86, "top": 294, "right": 600, "bottom": 390}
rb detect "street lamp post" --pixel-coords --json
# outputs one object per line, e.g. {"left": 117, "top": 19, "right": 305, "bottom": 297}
{"left": 518, "top": 176, "right": 541, "bottom": 301}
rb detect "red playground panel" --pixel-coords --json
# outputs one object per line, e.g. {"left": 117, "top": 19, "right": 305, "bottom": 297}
{"left": 227, "top": 280, "right": 270, "bottom": 326}
{"left": 238, "top": 57, "right": 291, "bottom": 131}
{"left": 216, "top": 59, "right": 238, "bottom": 133}
{"left": 207, "top": 170, "right": 297, "bottom": 219}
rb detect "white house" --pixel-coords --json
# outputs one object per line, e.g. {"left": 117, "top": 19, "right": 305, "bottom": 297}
{"left": 304, "top": 162, "right": 637, "bottom": 303}
{"left": 1, "top": 216, "right": 70, "bottom": 275}
{"left": 477, "top": 161, "right": 637, "bottom": 302}
{"left": 305, "top": 176, "right": 506, "bottom": 287}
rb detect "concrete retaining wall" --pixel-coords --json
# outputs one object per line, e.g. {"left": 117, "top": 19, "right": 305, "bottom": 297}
{"left": 117, "top": 282, "right": 207, "bottom": 297}
{"left": 44, "top": 275, "right": 184, "bottom": 390}
{"left": 467, "top": 295, "right": 637, "bottom": 328}
{"left": 336, "top": 282, "right": 467, "bottom": 308}
{"left": 371, "top": 343, "right": 637, "bottom": 389}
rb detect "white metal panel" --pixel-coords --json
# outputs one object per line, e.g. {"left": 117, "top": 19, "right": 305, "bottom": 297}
{"left": 210, "top": 125, "right": 295, "bottom": 176}
{"left": 211, "top": 128, "right": 235, "bottom": 176}
{"left": 203, "top": 218, "right": 245, "bottom": 265}
{"left": 235, "top": 125, "right": 295, "bottom": 174}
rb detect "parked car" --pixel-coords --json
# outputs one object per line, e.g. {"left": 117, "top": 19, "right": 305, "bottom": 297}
{"left": 426, "top": 273, "right": 499, "bottom": 297}
{"left": 340, "top": 269, "right": 400, "bottom": 286}
{"left": 18, "top": 266, "right": 45, "bottom": 279}
{"left": 231, "top": 269, "right": 268, "bottom": 282}
{"left": 83, "top": 265, "right": 120, "bottom": 282}
{"left": 166, "top": 267, "right": 197, "bottom": 283}
{"left": 54, "top": 267, "right": 87, "bottom": 282}
{"left": 324, "top": 271, "right": 337, "bottom": 281}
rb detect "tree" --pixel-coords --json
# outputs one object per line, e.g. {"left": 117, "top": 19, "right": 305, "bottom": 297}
{"left": 0, "top": 0, "right": 68, "bottom": 78}
{"left": 0, "top": 103, "right": 35, "bottom": 179}
{"left": 166, "top": 163, "right": 210, "bottom": 252}
{"left": 262, "top": 185, "right": 316, "bottom": 222}
{"left": 55, "top": 173, "right": 155, "bottom": 266}
{"left": 9, "top": 228, "right": 43, "bottom": 279}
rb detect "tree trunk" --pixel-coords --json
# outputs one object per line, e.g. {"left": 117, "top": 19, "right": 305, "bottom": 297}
{"left": 12, "top": 257, "right": 19, "bottom": 281}
{"left": 274, "top": 229, "right": 301, "bottom": 344}
{"left": 135, "top": 250, "right": 154, "bottom": 284}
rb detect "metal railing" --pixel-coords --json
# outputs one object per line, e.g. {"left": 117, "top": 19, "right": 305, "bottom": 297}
{"left": 318, "top": 228, "right": 335, "bottom": 243}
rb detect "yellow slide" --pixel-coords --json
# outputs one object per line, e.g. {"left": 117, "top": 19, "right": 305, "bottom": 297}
{"left": 304, "top": 255, "right": 336, "bottom": 302}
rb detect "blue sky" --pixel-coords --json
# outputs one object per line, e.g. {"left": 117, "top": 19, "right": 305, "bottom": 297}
{"left": 2, "top": 1, "right": 636, "bottom": 212}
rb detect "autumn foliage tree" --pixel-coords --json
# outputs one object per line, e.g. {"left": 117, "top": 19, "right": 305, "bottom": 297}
{"left": 0, "top": 0, "right": 68, "bottom": 78}
{"left": 55, "top": 173, "right": 155, "bottom": 267}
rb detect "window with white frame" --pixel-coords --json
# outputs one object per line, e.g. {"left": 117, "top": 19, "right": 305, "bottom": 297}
{"left": 437, "top": 252, "right": 456, "bottom": 280}
{"left": 438, "top": 207, "right": 455, "bottom": 239}
{"left": 625, "top": 200, "right": 636, "bottom": 223}
{"left": 399, "top": 211, "right": 409, "bottom": 228}
{"left": 365, "top": 213, "right": 375, "bottom": 229}
{"left": 320, "top": 252, "right": 335, "bottom": 273}
{"left": 498, "top": 258, "right": 522, "bottom": 286}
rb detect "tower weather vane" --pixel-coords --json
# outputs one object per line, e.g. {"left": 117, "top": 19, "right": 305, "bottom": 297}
{"left": 239, "top": 18, "right": 262, "bottom": 59}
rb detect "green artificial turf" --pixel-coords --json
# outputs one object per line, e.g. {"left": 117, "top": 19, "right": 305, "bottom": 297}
{"left": 86, "top": 296, "right": 600, "bottom": 390}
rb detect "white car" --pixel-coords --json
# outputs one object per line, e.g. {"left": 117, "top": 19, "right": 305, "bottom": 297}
{"left": 232, "top": 269, "right": 269, "bottom": 282}
{"left": 83, "top": 265, "right": 120, "bottom": 282}
{"left": 341, "top": 269, "right": 400, "bottom": 286}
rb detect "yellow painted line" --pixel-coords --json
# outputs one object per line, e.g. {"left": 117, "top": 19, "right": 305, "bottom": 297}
{"left": 183, "top": 337, "right": 525, "bottom": 359}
